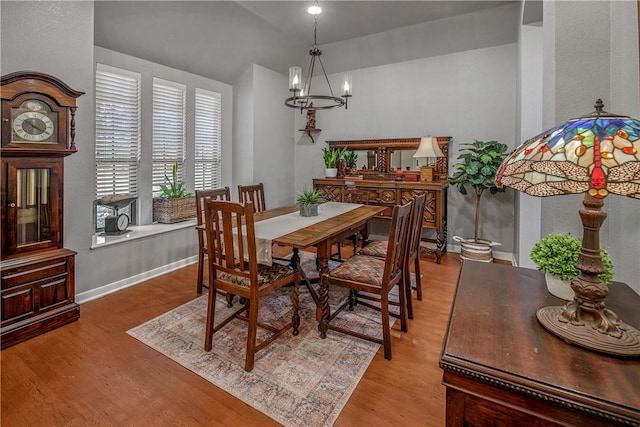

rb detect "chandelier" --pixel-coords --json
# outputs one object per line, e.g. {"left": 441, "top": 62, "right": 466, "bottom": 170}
{"left": 285, "top": 2, "right": 352, "bottom": 111}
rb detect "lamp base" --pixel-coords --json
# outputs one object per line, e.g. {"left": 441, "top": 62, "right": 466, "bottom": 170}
{"left": 537, "top": 305, "right": 640, "bottom": 357}
{"left": 535, "top": 193, "right": 640, "bottom": 357}
{"left": 420, "top": 166, "right": 434, "bottom": 182}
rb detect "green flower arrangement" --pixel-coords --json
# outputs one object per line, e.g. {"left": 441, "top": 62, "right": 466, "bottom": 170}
{"left": 530, "top": 233, "right": 614, "bottom": 284}
{"left": 296, "top": 188, "right": 324, "bottom": 206}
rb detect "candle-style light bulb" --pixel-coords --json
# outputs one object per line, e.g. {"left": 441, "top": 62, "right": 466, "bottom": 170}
{"left": 289, "top": 66, "right": 302, "bottom": 91}
{"left": 341, "top": 74, "right": 352, "bottom": 97}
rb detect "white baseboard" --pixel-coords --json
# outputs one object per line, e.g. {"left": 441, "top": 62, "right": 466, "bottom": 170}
{"left": 76, "top": 255, "right": 198, "bottom": 304}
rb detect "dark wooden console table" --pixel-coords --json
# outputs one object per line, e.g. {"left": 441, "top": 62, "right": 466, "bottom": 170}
{"left": 440, "top": 262, "right": 640, "bottom": 427}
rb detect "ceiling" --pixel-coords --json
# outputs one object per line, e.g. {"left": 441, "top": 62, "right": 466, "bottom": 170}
{"left": 94, "top": 1, "right": 517, "bottom": 85}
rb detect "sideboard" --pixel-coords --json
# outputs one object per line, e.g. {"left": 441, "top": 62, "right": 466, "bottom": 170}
{"left": 440, "top": 262, "right": 640, "bottom": 426}
{"left": 313, "top": 178, "right": 448, "bottom": 263}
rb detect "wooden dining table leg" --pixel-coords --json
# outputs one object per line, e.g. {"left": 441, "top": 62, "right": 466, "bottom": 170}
{"left": 316, "top": 241, "right": 331, "bottom": 338}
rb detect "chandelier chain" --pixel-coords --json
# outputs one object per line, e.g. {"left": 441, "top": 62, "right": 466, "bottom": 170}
{"left": 313, "top": 14, "right": 318, "bottom": 48}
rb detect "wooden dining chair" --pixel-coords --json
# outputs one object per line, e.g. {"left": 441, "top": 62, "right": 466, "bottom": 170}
{"left": 359, "top": 193, "right": 427, "bottom": 320}
{"left": 325, "top": 200, "right": 413, "bottom": 360}
{"left": 203, "top": 199, "right": 300, "bottom": 372}
{"left": 238, "top": 183, "right": 267, "bottom": 213}
{"left": 195, "top": 187, "right": 231, "bottom": 295}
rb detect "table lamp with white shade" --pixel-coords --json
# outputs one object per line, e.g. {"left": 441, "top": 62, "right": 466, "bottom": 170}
{"left": 413, "top": 136, "right": 444, "bottom": 181}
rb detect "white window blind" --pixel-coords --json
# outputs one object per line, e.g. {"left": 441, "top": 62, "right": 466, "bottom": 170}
{"left": 152, "top": 78, "right": 186, "bottom": 193}
{"left": 194, "top": 89, "right": 222, "bottom": 190}
{"left": 95, "top": 64, "right": 141, "bottom": 198}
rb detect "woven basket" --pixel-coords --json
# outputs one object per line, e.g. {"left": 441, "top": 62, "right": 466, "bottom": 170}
{"left": 453, "top": 236, "right": 500, "bottom": 263}
{"left": 153, "top": 196, "right": 196, "bottom": 223}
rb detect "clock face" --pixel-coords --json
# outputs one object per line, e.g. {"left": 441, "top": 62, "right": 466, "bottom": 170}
{"left": 116, "top": 213, "right": 129, "bottom": 231}
{"left": 10, "top": 100, "right": 58, "bottom": 143}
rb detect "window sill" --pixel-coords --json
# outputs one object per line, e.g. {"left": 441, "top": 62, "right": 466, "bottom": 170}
{"left": 91, "top": 219, "right": 197, "bottom": 249}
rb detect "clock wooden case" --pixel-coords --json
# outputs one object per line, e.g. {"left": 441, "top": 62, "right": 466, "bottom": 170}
{"left": 1, "top": 71, "right": 84, "bottom": 349}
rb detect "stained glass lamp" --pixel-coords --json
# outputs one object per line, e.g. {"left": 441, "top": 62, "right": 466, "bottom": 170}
{"left": 496, "top": 99, "right": 640, "bottom": 357}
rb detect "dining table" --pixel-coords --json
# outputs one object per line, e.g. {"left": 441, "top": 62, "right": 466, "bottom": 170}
{"left": 253, "top": 202, "right": 386, "bottom": 338}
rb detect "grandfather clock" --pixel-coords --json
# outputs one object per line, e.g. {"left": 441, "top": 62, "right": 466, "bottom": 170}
{"left": 1, "top": 71, "right": 84, "bottom": 349}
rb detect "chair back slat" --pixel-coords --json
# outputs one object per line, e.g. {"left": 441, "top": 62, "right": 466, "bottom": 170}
{"left": 406, "top": 193, "right": 427, "bottom": 260}
{"left": 195, "top": 187, "right": 231, "bottom": 227}
{"left": 195, "top": 188, "right": 231, "bottom": 295}
{"left": 238, "top": 183, "right": 266, "bottom": 213}
{"left": 382, "top": 200, "right": 413, "bottom": 289}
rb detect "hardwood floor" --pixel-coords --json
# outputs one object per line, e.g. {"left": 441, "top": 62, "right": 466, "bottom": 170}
{"left": 1, "top": 250, "right": 464, "bottom": 427}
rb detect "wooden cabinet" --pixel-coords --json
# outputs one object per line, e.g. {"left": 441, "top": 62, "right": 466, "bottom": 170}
{"left": 1, "top": 249, "right": 77, "bottom": 348}
{"left": 313, "top": 178, "right": 448, "bottom": 263}
{"left": 1, "top": 71, "right": 83, "bottom": 349}
{"left": 440, "top": 262, "right": 640, "bottom": 426}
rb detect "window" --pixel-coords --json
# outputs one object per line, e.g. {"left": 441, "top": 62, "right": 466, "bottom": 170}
{"left": 94, "top": 64, "right": 141, "bottom": 230}
{"left": 194, "top": 89, "right": 222, "bottom": 190}
{"left": 152, "top": 78, "right": 186, "bottom": 194}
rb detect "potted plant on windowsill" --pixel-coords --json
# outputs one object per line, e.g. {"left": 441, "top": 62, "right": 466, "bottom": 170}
{"left": 297, "top": 188, "right": 324, "bottom": 217}
{"left": 530, "top": 233, "right": 614, "bottom": 300}
{"left": 152, "top": 163, "right": 196, "bottom": 223}
{"left": 448, "top": 140, "right": 509, "bottom": 262}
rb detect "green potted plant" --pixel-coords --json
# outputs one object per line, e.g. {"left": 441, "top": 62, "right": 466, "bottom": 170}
{"left": 297, "top": 187, "right": 324, "bottom": 217}
{"left": 448, "top": 140, "right": 509, "bottom": 261}
{"left": 322, "top": 144, "right": 338, "bottom": 177}
{"left": 322, "top": 145, "right": 347, "bottom": 178}
{"left": 152, "top": 163, "right": 196, "bottom": 223}
{"left": 343, "top": 149, "right": 358, "bottom": 174}
{"left": 530, "top": 233, "right": 614, "bottom": 300}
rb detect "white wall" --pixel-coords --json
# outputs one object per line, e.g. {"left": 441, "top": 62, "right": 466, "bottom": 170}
{"left": 233, "top": 64, "right": 295, "bottom": 207}
{"left": 233, "top": 66, "right": 255, "bottom": 190}
{"left": 516, "top": 21, "right": 543, "bottom": 268}
{"left": 252, "top": 64, "right": 296, "bottom": 208}
{"left": 294, "top": 44, "right": 518, "bottom": 254}
{"left": 604, "top": 0, "right": 640, "bottom": 292}
{"left": 325, "top": 2, "right": 520, "bottom": 75}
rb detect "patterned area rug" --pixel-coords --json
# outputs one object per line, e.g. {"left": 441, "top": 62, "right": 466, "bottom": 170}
{"left": 127, "top": 252, "right": 402, "bottom": 427}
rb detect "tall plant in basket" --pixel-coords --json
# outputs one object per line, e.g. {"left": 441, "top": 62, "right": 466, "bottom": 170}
{"left": 153, "top": 163, "right": 196, "bottom": 223}
{"left": 448, "top": 140, "right": 508, "bottom": 261}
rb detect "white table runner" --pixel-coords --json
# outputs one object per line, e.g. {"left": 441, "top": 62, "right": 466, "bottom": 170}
{"left": 249, "top": 202, "right": 361, "bottom": 265}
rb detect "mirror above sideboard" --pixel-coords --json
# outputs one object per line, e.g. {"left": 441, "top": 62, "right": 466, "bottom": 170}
{"left": 327, "top": 137, "right": 451, "bottom": 180}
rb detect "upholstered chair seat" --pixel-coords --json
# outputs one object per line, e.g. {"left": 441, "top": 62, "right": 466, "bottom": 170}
{"left": 358, "top": 240, "right": 387, "bottom": 258}
{"left": 329, "top": 255, "right": 385, "bottom": 287}
{"left": 217, "top": 263, "right": 298, "bottom": 288}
